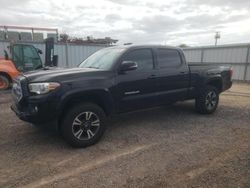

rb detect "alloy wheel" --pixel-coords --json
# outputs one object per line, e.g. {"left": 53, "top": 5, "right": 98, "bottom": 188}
{"left": 205, "top": 91, "right": 217, "bottom": 110}
{"left": 72, "top": 111, "right": 100, "bottom": 140}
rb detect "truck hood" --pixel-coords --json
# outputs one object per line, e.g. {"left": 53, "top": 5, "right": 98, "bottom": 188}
{"left": 22, "top": 67, "right": 103, "bottom": 82}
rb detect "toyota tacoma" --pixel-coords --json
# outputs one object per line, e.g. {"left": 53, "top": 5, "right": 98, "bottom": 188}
{"left": 11, "top": 45, "right": 233, "bottom": 147}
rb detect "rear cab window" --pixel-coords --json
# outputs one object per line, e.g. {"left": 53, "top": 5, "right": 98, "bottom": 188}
{"left": 156, "top": 49, "right": 182, "bottom": 68}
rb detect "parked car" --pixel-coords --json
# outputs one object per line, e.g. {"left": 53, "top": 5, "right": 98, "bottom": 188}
{"left": 11, "top": 45, "right": 233, "bottom": 147}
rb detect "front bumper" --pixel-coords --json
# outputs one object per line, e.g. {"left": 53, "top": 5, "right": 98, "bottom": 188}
{"left": 11, "top": 102, "right": 59, "bottom": 132}
{"left": 11, "top": 103, "right": 30, "bottom": 121}
{"left": 11, "top": 96, "right": 59, "bottom": 124}
{"left": 11, "top": 76, "right": 60, "bottom": 130}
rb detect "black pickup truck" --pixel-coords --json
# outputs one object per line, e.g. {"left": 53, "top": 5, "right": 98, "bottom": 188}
{"left": 11, "top": 45, "right": 233, "bottom": 147}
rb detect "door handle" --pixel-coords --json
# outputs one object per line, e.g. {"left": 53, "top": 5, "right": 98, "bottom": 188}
{"left": 148, "top": 74, "right": 157, "bottom": 79}
{"left": 180, "top": 71, "right": 185, "bottom": 74}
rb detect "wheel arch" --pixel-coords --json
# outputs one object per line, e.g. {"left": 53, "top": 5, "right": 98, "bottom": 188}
{"left": 57, "top": 89, "right": 115, "bottom": 128}
{"left": 205, "top": 77, "right": 223, "bottom": 93}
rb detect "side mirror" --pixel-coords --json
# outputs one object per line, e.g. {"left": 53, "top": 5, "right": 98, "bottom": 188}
{"left": 120, "top": 61, "right": 137, "bottom": 72}
{"left": 37, "top": 48, "right": 43, "bottom": 54}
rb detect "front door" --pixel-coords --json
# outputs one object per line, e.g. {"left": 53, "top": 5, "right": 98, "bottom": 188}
{"left": 114, "top": 48, "right": 158, "bottom": 113}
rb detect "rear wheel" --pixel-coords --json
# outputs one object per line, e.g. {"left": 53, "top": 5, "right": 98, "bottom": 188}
{"left": 195, "top": 85, "right": 219, "bottom": 114}
{"left": 0, "top": 75, "right": 11, "bottom": 90}
{"left": 61, "top": 103, "right": 106, "bottom": 148}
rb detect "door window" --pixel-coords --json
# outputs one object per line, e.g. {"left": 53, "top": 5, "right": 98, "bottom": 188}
{"left": 157, "top": 49, "right": 182, "bottom": 68}
{"left": 122, "top": 49, "right": 153, "bottom": 71}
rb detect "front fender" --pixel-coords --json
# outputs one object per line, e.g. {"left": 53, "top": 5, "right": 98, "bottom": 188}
{"left": 57, "top": 87, "right": 115, "bottom": 116}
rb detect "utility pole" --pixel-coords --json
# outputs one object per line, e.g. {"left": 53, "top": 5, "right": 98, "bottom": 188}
{"left": 215, "top": 31, "right": 220, "bottom": 46}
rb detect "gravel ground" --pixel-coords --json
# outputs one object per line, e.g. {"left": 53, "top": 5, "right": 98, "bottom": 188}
{"left": 0, "top": 83, "right": 249, "bottom": 188}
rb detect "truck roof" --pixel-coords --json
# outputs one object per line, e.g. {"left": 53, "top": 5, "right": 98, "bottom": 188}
{"left": 108, "top": 45, "right": 182, "bottom": 51}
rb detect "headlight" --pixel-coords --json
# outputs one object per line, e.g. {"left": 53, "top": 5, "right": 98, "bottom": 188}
{"left": 29, "top": 82, "right": 60, "bottom": 94}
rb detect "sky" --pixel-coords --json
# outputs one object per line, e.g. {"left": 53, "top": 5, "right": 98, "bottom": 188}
{"left": 0, "top": 0, "right": 250, "bottom": 46}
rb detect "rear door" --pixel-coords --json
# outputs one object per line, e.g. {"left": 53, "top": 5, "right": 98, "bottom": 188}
{"left": 114, "top": 48, "right": 158, "bottom": 112}
{"left": 155, "top": 48, "right": 189, "bottom": 104}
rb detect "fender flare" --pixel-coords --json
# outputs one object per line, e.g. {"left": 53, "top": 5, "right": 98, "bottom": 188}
{"left": 57, "top": 88, "right": 115, "bottom": 116}
{"left": 204, "top": 76, "right": 223, "bottom": 92}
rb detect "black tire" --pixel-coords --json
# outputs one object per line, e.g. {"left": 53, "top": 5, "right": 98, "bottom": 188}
{"left": 0, "top": 75, "right": 11, "bottom": 90}
{"left": 195, "top": 85, "right": 219, "bottom": 114}
{"left": 61, "top": 103, "right": 106, "bottom": 148}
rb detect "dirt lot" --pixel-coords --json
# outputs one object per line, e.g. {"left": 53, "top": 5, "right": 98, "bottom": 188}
{"left": 0, "top": 83, "right": 249, "bottom": 188}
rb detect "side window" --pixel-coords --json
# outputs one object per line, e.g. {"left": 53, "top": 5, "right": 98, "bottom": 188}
{"left": 122, "top": 49, "right": 153, "bottom": 71}
{"left": 157, "top": 49, "right": 182, "bottom": 68}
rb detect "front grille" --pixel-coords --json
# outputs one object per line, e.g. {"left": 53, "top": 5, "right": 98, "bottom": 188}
{"left": 12, "top": 77, "right": 24, "bottom": 102}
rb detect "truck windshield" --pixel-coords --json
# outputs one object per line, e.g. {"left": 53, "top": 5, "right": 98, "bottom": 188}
{"left": 78, "top": 48, "right": 125, "bottom": 70}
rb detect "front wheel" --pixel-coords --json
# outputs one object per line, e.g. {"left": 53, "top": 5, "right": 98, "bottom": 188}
{"left": 61, "top": 103, "right": 106, "bottom": 148}
{"left": 195, "top": 85, "right": 219, "bottom": 114}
